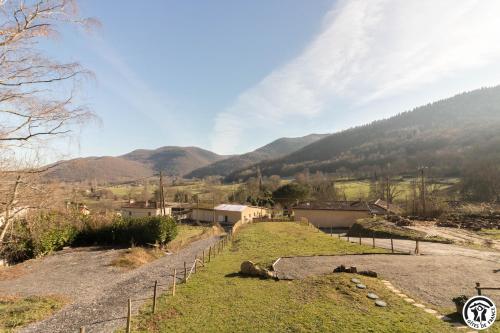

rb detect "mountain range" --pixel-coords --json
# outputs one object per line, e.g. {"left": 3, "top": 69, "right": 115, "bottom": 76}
{"left": 43, "top": 135, "right": 328, "bottom": 183}
{"left": 226, "top": 86, "right": 500, "bottom": 181}
{"left": 44, "top": 86, "right": 500, "bottom": 184}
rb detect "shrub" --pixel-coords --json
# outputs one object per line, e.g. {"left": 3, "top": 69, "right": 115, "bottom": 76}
{"left": 0, "top": 212, "right": 78, "bottom": 264}
{"left": 73, "top": 216, "right": 178, "bottom": 246}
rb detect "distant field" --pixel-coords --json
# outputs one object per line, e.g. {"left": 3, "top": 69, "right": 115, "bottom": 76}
{"left": 105, "top": 178, "right": 458, "bottom": 203}
{"left": 337, "top": 178, "right": 458, "bottom": 201}
{"left": 126, "top": 223, "right": 456, "bottom": 333}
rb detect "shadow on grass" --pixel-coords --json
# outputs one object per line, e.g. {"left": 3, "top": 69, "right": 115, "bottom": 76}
{"left": 224, "top": 272, "right": 269, "bottom": 280}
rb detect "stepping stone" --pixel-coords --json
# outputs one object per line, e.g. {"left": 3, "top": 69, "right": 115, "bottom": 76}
{"left": 351, "top": 278, "right": 361, "bottom": 284}
{"left": 397, "top": 293, "right": 407, "bottom": 298}
{"left": 375, "top": 300, "right": 387, "bottom": 307}
{"left": 367, "top": 293, "right": 379, "bottom": 300}
{"left": 356, "top": 283, "right": 366, "bottom": 289}
{"left": 424, "top": 308, "right": 438, "bottom": 315}
{"left": 381, "top": 280, "right": 390, "bottom": 283}
{"left": 412, "top": 303, "right": 425, "bottom": 308}
{"left": 404, "top": 298, "right": 415, "bottom": 303}
{"left": 392, "top": 289, "right": 401, "bottom": 293}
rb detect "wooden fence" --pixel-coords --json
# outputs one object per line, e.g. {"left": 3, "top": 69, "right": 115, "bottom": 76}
{"left": 79, "top": 233, "right": 231, "bottom": 333}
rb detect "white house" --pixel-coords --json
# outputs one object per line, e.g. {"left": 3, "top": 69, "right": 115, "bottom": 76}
{"left": 121, "top": 201, "right": 172, "bottom": 218}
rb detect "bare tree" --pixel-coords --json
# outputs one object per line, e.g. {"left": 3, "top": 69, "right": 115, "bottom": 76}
{"left": 0, "top": 0, "right": 96, "bottom": 244}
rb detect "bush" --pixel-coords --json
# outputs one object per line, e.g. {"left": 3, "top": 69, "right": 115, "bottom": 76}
{"left": 73, "top": 216, "right": 178, "bottom": 246}
{"left": 1, "top": 213, "right": 178, "bottom": 264}
{"left": 0, "top": 212, "right": 78, "bottom": 264}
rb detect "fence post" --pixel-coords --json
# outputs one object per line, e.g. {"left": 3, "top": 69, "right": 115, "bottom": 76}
{"left": 347, "top": 235, "right": 350, "bottom": 242}
{"left": 184, "top": 262, "right": 187, "bottom": 283}
{"left": 476, "top": 282, "right": 482, "bottom": 295}
{"left": 338, "top": 233, "right": 340, "bottom": 239}
{"left": 330, "top": 225, "right": 333, "bottom": 236}
{"left": 126, "top": 298, "right": 132, "bottom": 333}
{"left": 415, "top": 240, "right": 420, "bottom": 254}
{"left": 80, "top": 327, "right": 85, "bottom": 333}
{"left": 208, "top": 247, "right": 211, "bottom": 262}
{"left": 172, "top": 269, "right": 177, "bottom": 296}
{"left": 372, "top": 234, "right": 375, "bottom": 248}
{"left": 194, "top": 256, "right": 197, "bottom": 273}
{"left": 152, "top": 280, "right": 158, "bottom": 314}
{"left": 359, "top": 237, "right": 362, "bottom": 245}
{"left": 391, "top": 238, "right": 394, "bottom": 253}
{"left": 202, "top": 250, "right": 205, "bottom": 265}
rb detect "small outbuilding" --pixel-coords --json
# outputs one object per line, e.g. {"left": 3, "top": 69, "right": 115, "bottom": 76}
{"left": 190, "top": 204, "right": 270, "bottom": 225}
{"left": 292, "top": 201, "right": 388, "bottom": 228}
{"left": 121, "top": 200, "right": 172, "bottom": 218}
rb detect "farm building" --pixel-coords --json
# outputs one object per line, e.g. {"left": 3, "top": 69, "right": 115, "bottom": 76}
{"left": 190, "top": 204, "right": 270, "bottom": 225}
{"left": 121, "top": 200, "right": 172, "bottom": 218}
{"left": 292, "top": 201, "right": 388, "bottom": 228}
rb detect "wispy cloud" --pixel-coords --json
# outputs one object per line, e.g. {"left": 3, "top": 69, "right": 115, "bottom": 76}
{"left": 211, "top": 0, "right": 500, "bottom": 154}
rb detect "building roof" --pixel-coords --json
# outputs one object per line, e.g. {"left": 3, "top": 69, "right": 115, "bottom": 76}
{"left": 293, "top": 201, "right": 388, "bottom": 214}
{"left": 121, "top": 201, "right": 170, "bottom": 209}
{"left": 214, "top": 204, "right": 248, "bottom": 212}
{"left": 372, "top": 199, "right": 401, "bottom": 214}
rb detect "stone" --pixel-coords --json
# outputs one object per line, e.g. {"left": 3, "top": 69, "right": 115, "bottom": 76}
{"left": 351, "top": 278, "right": 361, "bottom": 284}
{"left": 375, "top": 300, "right": 387, "bottom": 307}
{"left": 404, "top": 298, "right": 415, "bottom": 303}
{"left": 359, "top": 270, "right": 378, "bottom": 278}
{"left": 333, "top": 265, "right": 347, "bottom": 273}
{"left": 412, "top": 303, "right": 425, "bottom": 308}
{"left": 240, "top": 260, "right": 275, "bottom": 279}
{"left": 356, "top": 283, "right": 366, "bottom": 289}
{"left": 424, "top": 308, "right": 438, "bottom": 314}
{"left": 367, "top": 293, "right": 379, "bottom": 300}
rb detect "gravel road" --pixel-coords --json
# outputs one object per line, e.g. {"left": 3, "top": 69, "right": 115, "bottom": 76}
{"left": 0, "top": 236, "right": 220, "bottom": 333}
{"left": 342, "top": 236, "right": 500, "bottom": 262}
{"left": 275, "top": 238, "right": 500, "bottom": 309}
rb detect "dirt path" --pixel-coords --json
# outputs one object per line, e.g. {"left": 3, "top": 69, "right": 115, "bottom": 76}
{"left": 274, "top": 254, "right": 500, "bottom": 308}
{"left": 343, "top": 236, "right": 500, "bottom": 262}
{"left": 0, "top": 236, "right": 220, "bottom": 333}
{"left": 408, "top": 225, "right": 500, "bottom": 250}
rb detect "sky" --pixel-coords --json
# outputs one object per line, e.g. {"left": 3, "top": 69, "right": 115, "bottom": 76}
{"left": 45, "top": 0, "right": 500, "bottom": 160}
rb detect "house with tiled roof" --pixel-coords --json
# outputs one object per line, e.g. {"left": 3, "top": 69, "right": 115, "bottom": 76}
{"left": 121, "top": 200, "right": 172, "bottom": 218}
{"left": 292, "top": 200, "right": 390, "bottom": 228}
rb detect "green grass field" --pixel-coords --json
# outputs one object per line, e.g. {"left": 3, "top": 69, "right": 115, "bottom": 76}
{"left": 0, "top": 296, "right": 65, "bottom": 333}
{"left": 126, "top": 222, "right": 457, "bottom": 333}
{"left": 106, "top": 178, "right": 458, "bottom": 203}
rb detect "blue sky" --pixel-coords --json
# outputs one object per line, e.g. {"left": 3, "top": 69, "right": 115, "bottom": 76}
{"left": 47, "top": 0, "right": 500, "bottom": 160}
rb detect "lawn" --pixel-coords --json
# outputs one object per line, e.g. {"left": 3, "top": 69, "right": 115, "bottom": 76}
{"left": 111, "top": 225, "right": 217, "bottom": 269}
{"left": 166, "top": 224, "right": 222, "bottom": 252}
{"left": 126, "top": 222, "right": 457, "bottom": 333}
{"left": 477, "top": 229, "right": 500, "bottom": 240}
{"left": 0, "top": 296, "right": 65, "bottom": 333}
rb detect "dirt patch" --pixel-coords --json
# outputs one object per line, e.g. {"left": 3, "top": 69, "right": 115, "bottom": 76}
{"left": 274, "top": 254, "right": 500, "bottom": 309}
{"left": 110, "top": 247, "right": 165, "bottom": 270}
{"left": 0, "top": 263, "right": 28, "bottom": 281}
{"left": 0, "top": 237, "right": 220, "bottom": 333}
{"left": 408, "top": 222, "right": 500, "bottom": 251}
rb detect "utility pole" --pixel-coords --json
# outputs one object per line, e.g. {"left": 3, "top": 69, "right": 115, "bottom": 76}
{"left": 196, "top": 196, "right": 200, "bottom": 224}
{"left": 212, "top": 194, "right": 216, "bottom": 225}
{"left": 420, "top": 168, "right": 426, "bottom": 216}
{"left": 159, "top": 171, "right": 165, "bottom": 216}
{"left": 386, "top": 175, "right": 390, "bottom": 214}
